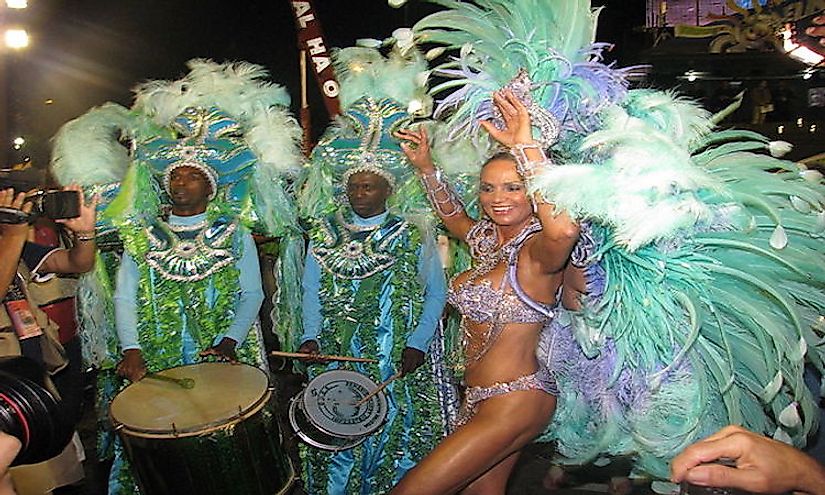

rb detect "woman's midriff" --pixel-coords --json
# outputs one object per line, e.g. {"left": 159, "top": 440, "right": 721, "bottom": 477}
{"left": 463, "top": 321, "right": 544, "bottom": 388}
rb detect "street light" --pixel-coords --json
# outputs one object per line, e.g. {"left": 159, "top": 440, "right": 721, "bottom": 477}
{"left": 4, "top": 28, "right": 29, "bottom": 49}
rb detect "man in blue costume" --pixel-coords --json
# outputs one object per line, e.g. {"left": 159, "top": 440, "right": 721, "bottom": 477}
{"left": 114, "top": 161, "right": 264, "bottom": 381}
{"left": 297, "top": 102, "right": 449, "bottom": 494}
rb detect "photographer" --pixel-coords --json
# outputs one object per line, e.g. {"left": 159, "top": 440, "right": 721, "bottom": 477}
{"left": 0, "top": 190, "right": 31, "bottom": 301}
{"left": 0, "top": 184, "right": 97, "bottom": 493}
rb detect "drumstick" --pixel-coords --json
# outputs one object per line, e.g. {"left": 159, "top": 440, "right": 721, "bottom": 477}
{"left": 353, "top": 372, "right": 403, "bottom": 407}
{"left": 144, "top": 374, "right": 195, "bottom": 389}
{"left": 269, "top": 350, "right": 378, "bottom": 364}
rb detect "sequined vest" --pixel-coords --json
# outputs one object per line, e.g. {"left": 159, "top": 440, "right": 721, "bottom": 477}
{"left": 307, "top": 210, "right": 424, "bottom": 357}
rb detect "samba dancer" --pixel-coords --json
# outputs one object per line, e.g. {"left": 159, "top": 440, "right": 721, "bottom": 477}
{"left": 393, "top": 91, "right": 579, "bottom": 494}
{"left": 393, "top": 0, "right": 825, "bottom": 491}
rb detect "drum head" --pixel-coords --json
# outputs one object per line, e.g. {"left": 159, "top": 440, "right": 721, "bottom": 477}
{"left": 288, "top": 394, "right": 364, "bottom": 451}
{"left": 111, "top": 362, "right": 269, "bottom": 436}
{"left": 301, "top": 369, "right": 387, "bottom": 439}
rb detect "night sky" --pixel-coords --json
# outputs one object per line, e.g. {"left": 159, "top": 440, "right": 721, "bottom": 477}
{"left": 5, "top": 0, "right": 645, "bottom": 167}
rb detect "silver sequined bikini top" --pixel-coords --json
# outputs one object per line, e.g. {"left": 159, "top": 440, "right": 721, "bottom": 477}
{"left": 448, "top": 218, "right": 554, "bottom": 326}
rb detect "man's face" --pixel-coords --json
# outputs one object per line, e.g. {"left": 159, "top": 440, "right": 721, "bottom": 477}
{"left": 346, "top": 171, "right": 391, "bottom": 218}
{"left": 169, "top": 166, "right": 212, "bottom": 214}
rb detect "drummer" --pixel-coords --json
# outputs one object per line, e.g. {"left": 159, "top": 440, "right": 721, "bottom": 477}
{"left": 111, "top": 160, "right": 265, "bottom": 494}
{"left": 114, "top": 162, "right": 265, "bottom": 380}
{"left": 297, "top": 98, "right": 449, "bottom": 494}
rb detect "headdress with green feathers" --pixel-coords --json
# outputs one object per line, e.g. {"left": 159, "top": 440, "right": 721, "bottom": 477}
{"left": 414, "top": 0, "right": 825, "bottom": 483}
{"left": 299, "top": 39, "right": 434, "bottom": 219}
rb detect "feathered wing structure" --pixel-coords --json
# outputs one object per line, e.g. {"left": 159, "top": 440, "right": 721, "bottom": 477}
{"left": 49, "top": 59, "right": 305, "bottom": 365}
{"left": 415, "top": 0, "right": 825, "bottom": 481}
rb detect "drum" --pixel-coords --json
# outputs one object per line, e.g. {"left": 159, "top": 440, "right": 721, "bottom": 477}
{"left": 289, "top": 369, "right": 388, "bottom": 451}
{"left": 110, "top": 362, "right": 294, "bottom": 495}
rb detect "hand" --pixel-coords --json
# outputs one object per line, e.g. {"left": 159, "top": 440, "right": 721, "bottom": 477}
{"left": 805, "top": 15, "right": 825, "bottom": 46}
{"left": 0, "top": 188, "right": 33, "bottom": 237}
{"left": 400, "top": 347, "right": 425, "bottom": 376}
{"left": 199, "top": 337, "right": 238, "bottom": 363}
{"left": 116, "top": 349, "right": 147, "bottom": 382}
{"left": 670, "top": 425, "right": 825, "bottom": 495}
{"left": 58, "top": 185, "right": 99, "bottom": 235}
{"left": 395, "top": 126, "right": 436, "bottom": 174}
{"left": 297, "top": 339, "right": 328, "bottom": 364}
{"left": 0, "top": 431, "right": 22, "bottom": 479}
{"left": 479, "top": 90, "right": 534, "bottom": 148}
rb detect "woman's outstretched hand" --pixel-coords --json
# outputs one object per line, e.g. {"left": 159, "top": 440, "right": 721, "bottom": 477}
{"left": 395, "top": 126, "right": 436, "bottom": 174}
{"left": 480, "top": 90, "right": 534, "bottom": 147}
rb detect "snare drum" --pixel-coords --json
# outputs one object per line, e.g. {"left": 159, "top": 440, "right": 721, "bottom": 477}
{"left": 110, "top": 362, "right": 294, "bottom": 495}
{"left": 289, "top": 369, "right": 388, "bottom": 451}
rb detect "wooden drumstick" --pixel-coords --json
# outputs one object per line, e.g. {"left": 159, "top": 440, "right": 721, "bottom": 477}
{"left": 269, "top": 350, "right": 378, "bottom": 364}
{"left": 353, "top": 372, "right": 403, "bottom": 407}
{"left": 144, "top": 374, "right": 195, "bottom": 389}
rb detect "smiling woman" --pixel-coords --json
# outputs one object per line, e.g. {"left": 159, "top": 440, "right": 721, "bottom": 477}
{"left": 392, "top": 90, "right": 581, "bottom": 495}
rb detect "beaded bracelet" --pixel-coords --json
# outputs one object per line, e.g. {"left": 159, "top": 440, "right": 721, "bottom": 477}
{"left": 418, "top": 168, "right": 465, "bottom": 218}
{"left": 510, "top": 142, "right": 552, "bottom": 179}
{"left": 74, "top": 230, "right": 96, "bottom": 242}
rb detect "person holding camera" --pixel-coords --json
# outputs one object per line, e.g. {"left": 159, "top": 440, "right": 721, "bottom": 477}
{"left": 0, "top": 184, "right": 97, "bottom": 494}
{"left": 0, "top": 184, "right": 97, "bottom": 373}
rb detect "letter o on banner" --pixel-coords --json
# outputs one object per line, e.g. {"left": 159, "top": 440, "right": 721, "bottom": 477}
{"left": 323, "top": 80, "right": 340, "bottom": 98}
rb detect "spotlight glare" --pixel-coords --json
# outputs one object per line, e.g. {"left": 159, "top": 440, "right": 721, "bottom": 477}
{"left": 6, "top": 0, "right": 27, "bottom": 8}
{"left": 782, "top": 26, "right": 825, "bottom": 66}
{"left": 4, "top": 29, "right": 29, "bottom": 49}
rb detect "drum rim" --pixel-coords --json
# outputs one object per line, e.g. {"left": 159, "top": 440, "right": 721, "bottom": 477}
{"left": 111, "top": 362, "right": 271, "bottom": 438}
{"left": 288, "top": 393, "right": 366, "bottom": 452}
{"left": 300, "top": 369, "right": 388, "bottom": 438}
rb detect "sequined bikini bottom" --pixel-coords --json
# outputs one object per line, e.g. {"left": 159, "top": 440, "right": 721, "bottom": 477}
{"left": 454, "top": 367, "right": 559, "bottom": 428}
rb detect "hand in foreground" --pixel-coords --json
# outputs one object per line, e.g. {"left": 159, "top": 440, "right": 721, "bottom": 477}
{"left": 400, "top": 347, "right": 425, "bottom": 376}
{"left": 0, "top": 188, "right": 33, "bottom": 237}
{"left": 670, "top": 425, "right": 825, "bottom": 495}
{"left": 58, "top": 185, "right": 99, "bottom": 235}
{"left": 297, "top": 339, "right": 328, "bottom": 364}
{"left": 805, "top": 15, "right": 825, "bottom": 45}
{"left": 116, "top": 349, "right": 147, "bottom": 382}
{"left": 199, "top": 337, "right": 238, "bottom": 363}
{"left": 395, "top": 126, "right": 436, "bottom": 174}
{"left": 479, "top": 89, "right": 534, "bottom": 148}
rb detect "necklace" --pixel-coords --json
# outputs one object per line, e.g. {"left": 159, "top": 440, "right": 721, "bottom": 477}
{"left": 467, "top": 217, "right": 541, "bottom": 278}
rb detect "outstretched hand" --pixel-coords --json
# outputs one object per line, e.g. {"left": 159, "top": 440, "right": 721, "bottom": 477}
{"left": 671, "top": 425, "right": 825, "bottom": 495}
{"left": 395, "top": 126, "right": 436, "bottom": 174}
{"left": 479, "top": 90, "right": 534, "bottom": 147}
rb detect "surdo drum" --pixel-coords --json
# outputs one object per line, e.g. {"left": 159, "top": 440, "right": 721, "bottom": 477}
{"left": 289, "top": 369, "right": 388, "bottom": 451}
{"left": 110, "top": 362, "right": 294, "bottom": 495}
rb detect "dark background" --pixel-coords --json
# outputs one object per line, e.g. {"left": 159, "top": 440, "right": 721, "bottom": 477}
{"left": 3, "top": 0, "right": 646, "bottom": 167}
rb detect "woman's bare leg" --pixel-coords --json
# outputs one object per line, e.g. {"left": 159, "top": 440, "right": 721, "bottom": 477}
{"left": 391, "top": 390, "right": 555, "bottom": 495}
{"left": 460, "top": 451, "right": 520, "bottom": 495}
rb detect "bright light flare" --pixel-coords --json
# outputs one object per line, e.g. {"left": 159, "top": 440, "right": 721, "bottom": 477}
{"left": 6, "top": 0, "right": 28, "bottom": 9}
{"left": 5, "top": 29, "right": 30, "bottom": 49}
{"left": 781, "top": 26, "right": 824, "bottom": 66}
